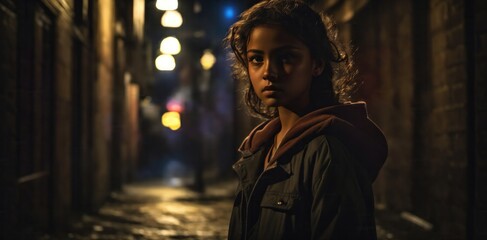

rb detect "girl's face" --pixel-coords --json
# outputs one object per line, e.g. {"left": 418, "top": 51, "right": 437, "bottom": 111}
{"left": 246, "top": 25, "right": 321, "bottom": 112}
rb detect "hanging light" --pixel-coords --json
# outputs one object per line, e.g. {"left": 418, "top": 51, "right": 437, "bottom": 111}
{"left": 161, "top": 10, "right": 183, "bottom": 28}
{"left": 155, "top": 54, "right": 176, "bottom": 71}
{"left": 200, "top": 50, "right": 216, "bottom": 70}
{"left": 160, "top": 36, "right": 181, "bottom": 55}
{"left": 156, "top": 0, "right": 178, "bottom": 11}
{"left": 161, "top": 111, "right": 181, "bottom": 130}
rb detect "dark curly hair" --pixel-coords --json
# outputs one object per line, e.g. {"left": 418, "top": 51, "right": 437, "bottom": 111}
{"left": 224, "top": 0, "right": 356, "bottom": 119}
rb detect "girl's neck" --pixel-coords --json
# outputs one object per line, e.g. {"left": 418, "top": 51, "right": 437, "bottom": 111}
{"left": 277, "top": 104, "right": 314, "bottom": 129}
{"left": 277, "top": 107, "right": 303, "bottom": 133}
{"left": 275, "top": 105, "right": 313, "bottom": 147}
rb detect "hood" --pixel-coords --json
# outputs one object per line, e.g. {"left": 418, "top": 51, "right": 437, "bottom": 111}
{"left": 238, "top": 102, "right": 388, "bottom": 182}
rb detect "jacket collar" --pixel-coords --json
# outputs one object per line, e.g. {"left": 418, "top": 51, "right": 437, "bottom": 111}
{"left": 236, "top": 102, "right": 388, "bottom": 182}
{"left": 233, "top": 147, "right": 292, "bottom": 183}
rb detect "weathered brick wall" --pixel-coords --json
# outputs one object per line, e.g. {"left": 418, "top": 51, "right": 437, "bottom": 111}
{"left": 0, "top": 1, "right": 17, "bottom": 238}
{"left": 474, "top": 0, "right": 487, "bottom": 238}
{"left": 1, "top": 0, "right": 143, "bottom": 237}
{"left": 51, "top": 0, "right": 74, "bottom": 231}
{"left": 91, "top": 0, "right": 115, "bottom": 208}
{"left": 351, "top": 0, "right": 473, "bottom": 238}
{"left": 351, "top": 0, "right": 415, "bottom": 212}
{"left": 426, "top": 0, "right": 468, "bottom": 237}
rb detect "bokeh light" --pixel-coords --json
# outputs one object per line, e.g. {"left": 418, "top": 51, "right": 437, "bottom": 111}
{"left": 156, "top": 0, "right": 178, "bottom": 11}
{"left": 223, "top": 6, "right": 235, "bottom": 19}
{"left": 200, "top": 50, "right": 216, "bottom": 70}
{"left": 161, "top": 111, "right": 181, "bottom": 130}
{"left": 160, "top": 36, "right": 181, "bottom": 55}
{"left": 161, "top": 10, "right": 183, "bottom": 28}
{"left": 155, "top": 54, "right": 176, "bottom": 71}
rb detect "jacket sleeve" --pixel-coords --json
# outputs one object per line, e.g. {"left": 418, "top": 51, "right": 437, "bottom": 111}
{"left": 309, "top": 136, "right": 376, "bottom": 240}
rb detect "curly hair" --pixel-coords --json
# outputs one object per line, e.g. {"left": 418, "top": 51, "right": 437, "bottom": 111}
{"left": 224, "top": 0, "right": 357, "bottom": 119}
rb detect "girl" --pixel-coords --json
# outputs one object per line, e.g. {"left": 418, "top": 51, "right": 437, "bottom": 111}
{"left": 225, "top": 0, "right": 388, "bottom": 239}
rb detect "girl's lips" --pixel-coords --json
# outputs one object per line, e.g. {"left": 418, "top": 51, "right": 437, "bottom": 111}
{"left": 262, "top": 85, "right": 281, "bottom": 92}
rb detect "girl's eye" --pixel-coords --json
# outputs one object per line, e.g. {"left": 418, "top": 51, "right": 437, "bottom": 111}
{"left": 280, "top": 53, "right": 295, "bottom": 63}
{"left": 248, "top": 55, "right": 263, "bottom": 64}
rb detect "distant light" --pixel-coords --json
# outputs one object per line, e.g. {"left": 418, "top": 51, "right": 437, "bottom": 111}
{"left": 200, "top": 50, "right": 216, "bottom": 70}
{"left": 161, "top": 10, "right": 183, "bottom": 28}
{"left": 223, "top": 6, "right": 235, "bottom": 19}
{"left": 133, "top": 0, "right": 145, "bottom": 40}
{"left": 162, "top": 111, "right": 181, "bottom": 130}
{"left": 166, "top": 99, "right": 184, "bottom": 112}
{"left": 193, "top": 30, "right": 205, "bottom": 38}
{"left": 169, "top": 177, "right": 183, "bottom": 187}
{"left": 124, "top": 72, "right": 132, "bottom": 84}
{"left": 160, "top": 36, "right": 181, "bottom": 55}
{"left": 156, "top": 0, "right": 178, "bottom": 11}
{"left": 193, "top": 1, "right": 202, "bottom": 14}
{"left": 155, "top": 54, "right": 176, "bottom": 71}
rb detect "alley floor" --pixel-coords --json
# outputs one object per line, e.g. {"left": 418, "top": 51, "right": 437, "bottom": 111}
{"left": 42, "top": 179, "right": 235, "bottom": 240}
{"left": 41, "top": 179, "right": 421, "bottom": 240}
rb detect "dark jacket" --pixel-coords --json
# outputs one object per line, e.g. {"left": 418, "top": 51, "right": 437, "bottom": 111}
{"left": 228, "top": 102, "right": 388, "bottom": 240}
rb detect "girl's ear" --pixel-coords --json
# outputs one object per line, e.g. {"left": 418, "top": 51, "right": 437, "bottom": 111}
{"left": 312, "top": 60, "right": 325, "bottom": 77}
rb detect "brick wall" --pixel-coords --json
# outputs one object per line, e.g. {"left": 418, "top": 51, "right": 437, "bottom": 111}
{"left": 51, "top": 0, "right": 74, "bottom": 231}
{"left": 91, "top": 0, "right": 115, "bottom": 207}
{"left": 474, "top": 0, "right": 487, "bottom": 238}
{"left": 351, "top": 0, "right": 415, "bottom": 212}
{"left": 426, "top": 0, "right": 468, "bottom": 237}
{"left": 0, "top": 0, "right": 143, "bottom": 237}
{"left": 351, "top": 0, "right": 474, "bottom": 238}
{"left": 0, "top": 1, "right": 17, "bottom": 239}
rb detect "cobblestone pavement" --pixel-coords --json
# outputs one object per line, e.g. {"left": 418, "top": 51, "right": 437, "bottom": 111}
{"left": 41, "top": 179, "right": 419, "bottom": 240}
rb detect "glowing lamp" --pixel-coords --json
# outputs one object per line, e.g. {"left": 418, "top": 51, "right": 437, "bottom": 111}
{"left": 160, "top": 36, "right": 181, "bottom": 55}
{"left": 156, "top": 0, "right": 178, "bottom": 10}
{"left": 200, "top": 50, "right": 216, "bottom": 70}
{"left": 161, "top": 10, "right": 183, "bottom": 28}
{"left": 155, "top": 54, "right": 176, "bottom": 71}
{"left": 162, "top": 111, "right": 181, "bottom": 130}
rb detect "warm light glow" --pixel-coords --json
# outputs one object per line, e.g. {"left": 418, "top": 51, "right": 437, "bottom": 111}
{"left": 193, "top": 2, "right": 202, "bottom": 13}
{"left": 133, "top": 0, "right": 145, "bottom": 40}
{"left": 155, "top": 54, "right": 176, "bottom": 71}
{"left": 200, "top": 50, "right": 216, "bottom": 70}
{"left": 162, "top": 111, "right": 181, "bottom": 130}
{"left": 156, "top": 0, "right": 178, "bottom": 10}
{"left": 161, "top": 10, "right": 183, "bottom": 28}
{"left": 166, "top": 99, "right": 184, "bottom": 112}
{"left": 160, "top": 37, "right": 181, "bottom": 55}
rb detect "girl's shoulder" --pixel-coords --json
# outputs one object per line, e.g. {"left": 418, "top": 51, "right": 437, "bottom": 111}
{"left": 302, "top": 133, "right": 349, "bottom": 154}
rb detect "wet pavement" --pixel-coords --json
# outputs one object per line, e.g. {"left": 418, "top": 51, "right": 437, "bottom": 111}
{"left": 40, "top": 179, "right": 420, "bottom": 240}
{"left": 43, "top": 180, "right": 236, "bottom": 240}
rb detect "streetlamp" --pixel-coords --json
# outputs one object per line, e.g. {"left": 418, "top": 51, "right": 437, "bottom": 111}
{"left": 155, "top": 0, "right": 178, "bottom": 11}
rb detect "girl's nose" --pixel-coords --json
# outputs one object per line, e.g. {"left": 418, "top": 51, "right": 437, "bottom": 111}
{"left": 263, "top": 60, "right": 278, "bottom": 81}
